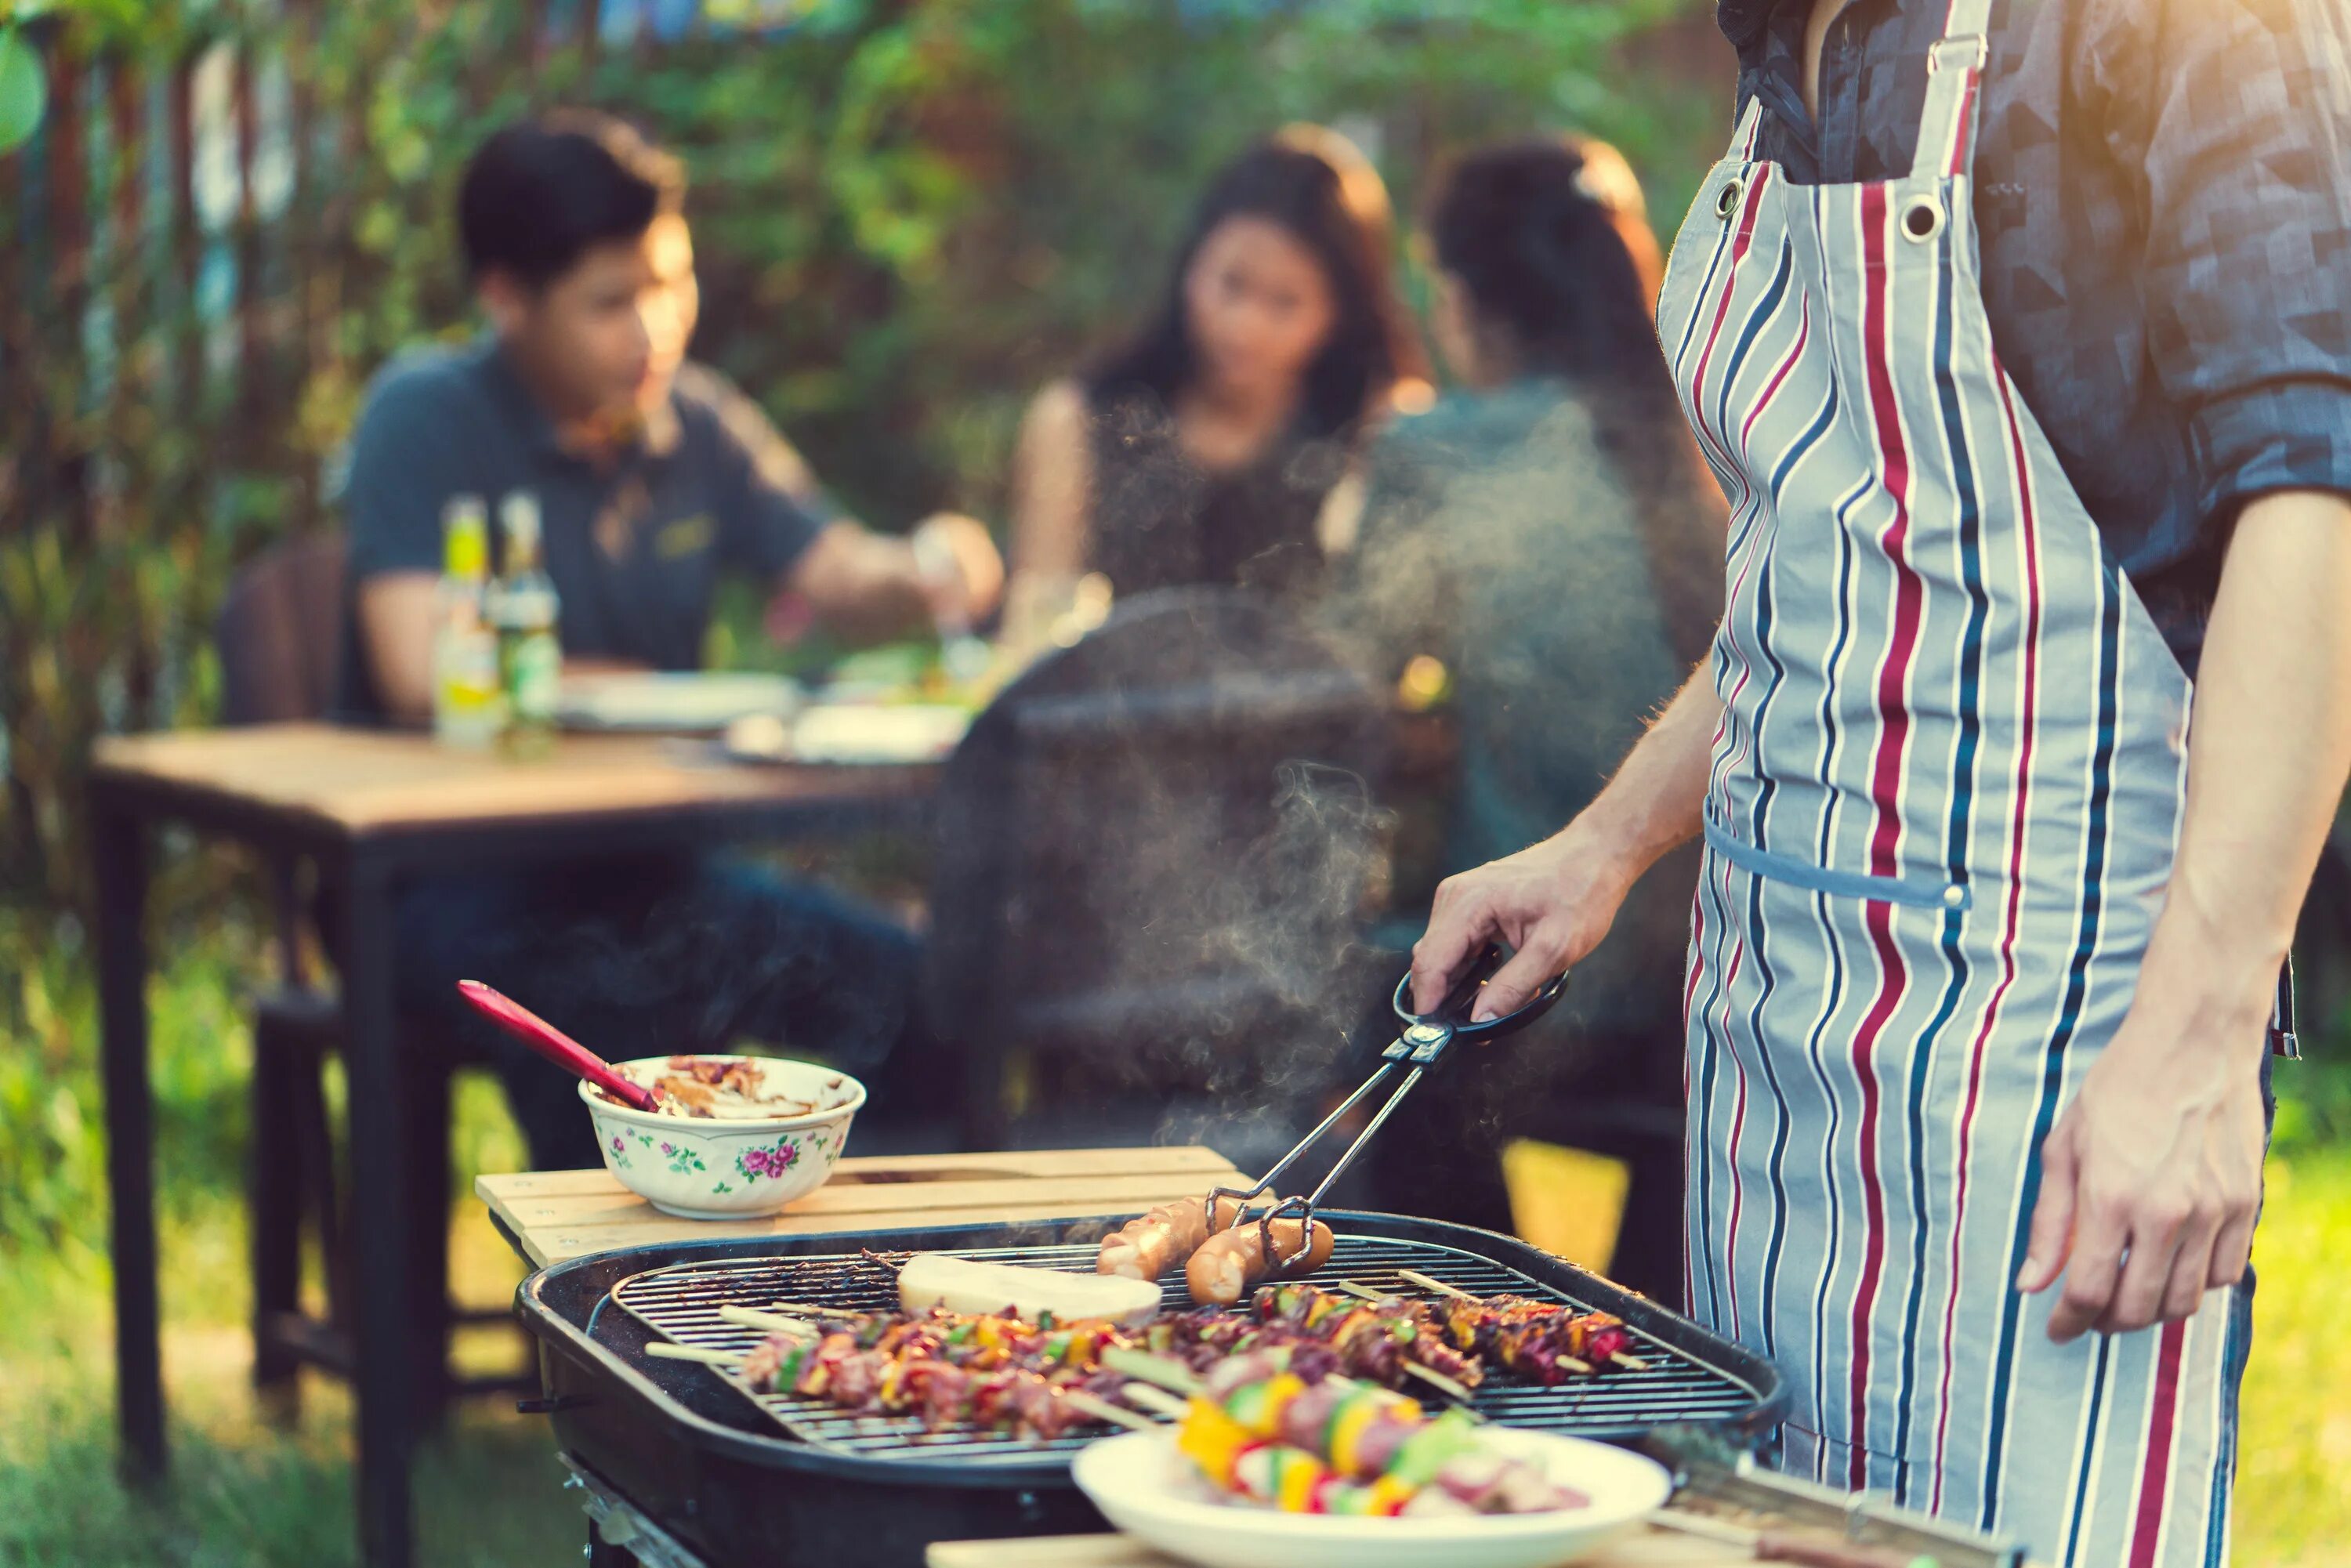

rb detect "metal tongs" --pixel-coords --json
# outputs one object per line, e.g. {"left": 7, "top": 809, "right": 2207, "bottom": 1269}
{"left": 1204, "top": 943, "right": 1568, "bottom": 1275}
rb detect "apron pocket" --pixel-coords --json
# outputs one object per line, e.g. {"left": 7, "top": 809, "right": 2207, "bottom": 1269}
{"left": 1703, "top": 818, "right": 1971, "bottom": 912}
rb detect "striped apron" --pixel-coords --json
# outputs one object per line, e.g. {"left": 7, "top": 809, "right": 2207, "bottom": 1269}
{"left": 1654, "top": 3, "right": 2271, "bottom": 1561}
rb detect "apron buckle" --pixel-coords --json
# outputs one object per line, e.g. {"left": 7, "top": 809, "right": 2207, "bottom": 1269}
{"left": 1928, "top": 34, "right": 1988, "bottom": 74}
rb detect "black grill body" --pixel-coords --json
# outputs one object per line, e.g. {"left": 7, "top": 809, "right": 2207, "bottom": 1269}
{"left": 513, "top": 1211, "right": 1787, "bottom": 1568}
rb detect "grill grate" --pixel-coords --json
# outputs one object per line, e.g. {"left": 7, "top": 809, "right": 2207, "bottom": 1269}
{"left": 612, "top": 1234, "right": 1772, "bottom": 1464}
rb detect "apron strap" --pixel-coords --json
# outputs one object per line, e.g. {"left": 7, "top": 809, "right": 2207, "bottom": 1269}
{"left": 1731, "top": 95, "right": 1766, "bottom": 162}
{"left": 1910, "top": 0, "right": 1994, "bottom": 181}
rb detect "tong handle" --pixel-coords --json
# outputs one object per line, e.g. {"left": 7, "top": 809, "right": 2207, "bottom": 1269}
{"left": 1386, "top": 941, "right": 1567, "bottom": 1065}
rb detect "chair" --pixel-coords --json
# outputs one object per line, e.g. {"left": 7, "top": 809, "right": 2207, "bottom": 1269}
{"left": 214, "top": 532, "right": 517, "bottom": 1413}
{"left": 921, "top": 589, "right": 1394, "bottom": 1175}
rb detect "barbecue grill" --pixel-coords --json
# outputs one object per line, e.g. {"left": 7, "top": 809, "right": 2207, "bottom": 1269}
{"left": 513, "top": 1210, "right": 1785, "bottom": 1568}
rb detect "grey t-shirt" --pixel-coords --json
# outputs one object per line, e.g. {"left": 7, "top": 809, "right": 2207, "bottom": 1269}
{"left": 334, "top": 338, "right": 835, "bottom": 721}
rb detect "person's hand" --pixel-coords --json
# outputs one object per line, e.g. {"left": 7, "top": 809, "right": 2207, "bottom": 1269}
{"left": 2017, "top": 962, "right": 2269, "bottom": 1342}
{"left": 910, "top": 512, "right": 1005, "bottom": 628}
{"left": 1410, "top": 821, "right": 1638, "bottom": 1021}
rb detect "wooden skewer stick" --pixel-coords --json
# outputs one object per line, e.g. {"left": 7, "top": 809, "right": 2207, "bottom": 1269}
{"left": 647, "top": 1342, "right": 746, "bottom": 1367}
{"left": 1614, "top": 1351, "right": 1654, "bottom": 1371}
{"left": 1396, "top": 1268, "right": 1475, "bottom": 1301}
{"left": 1099, "top": 1347, "right": 1202, "bottom": 1396}
{"left": 718, "top": 1304, "right": 818, "bottom": 1338}
{"left": 1400, "top": 1361, "right": 1480, "bottom": 1405}
{"left": 1335, "top": 1279, "right": 1391, "bottom": 1302}
{"left": 1060, "top": 1389, "right": 1158, "bottom": 1432}
{"left": 1116, "top": 1382, "right": 1194, "bottom": 1420}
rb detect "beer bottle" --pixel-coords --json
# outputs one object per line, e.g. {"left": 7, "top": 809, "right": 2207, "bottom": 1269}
{"left": 432, "top": 496, "right": 504, "bottom": 748}
{"left": 491, "top": 490, "right": 562, "bottom": 758}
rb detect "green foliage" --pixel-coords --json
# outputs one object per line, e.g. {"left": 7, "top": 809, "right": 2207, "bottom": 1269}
{"left": 2, "top": 0, "right": 1726, "bottom": 913}
{"left": 0, "top": 1, "right": 1732, "bottom": 1222}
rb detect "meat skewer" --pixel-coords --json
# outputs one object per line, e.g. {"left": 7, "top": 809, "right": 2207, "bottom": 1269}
{"left": 1394, "top": 1269, "right": 1652, "bottom": 1377}
{"left": 653, "top": 1311, "right": 1153, "bottom": 1440}
{"left": 1106, "top": 1349, "right": 1588, "bottom": 1517}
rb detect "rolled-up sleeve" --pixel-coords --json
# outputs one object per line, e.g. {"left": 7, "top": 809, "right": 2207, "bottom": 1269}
{"left": 2101, "top": 0, "right": 2351, "bottom": 524}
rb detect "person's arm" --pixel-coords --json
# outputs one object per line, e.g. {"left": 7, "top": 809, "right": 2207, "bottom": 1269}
{"left": 1001, "top": 379, "right": 1096, "bottom": 644}
{"left": 2017, "top": 0, "right": 2351, "bottom": 1340}
{"left": 354, "top": 577, "right": 440, "bottom": 723}
{"left": 695, "top": 365, "right": 999, "bottom": 646}
{"left": 2022, "top": 491, "right": 2351, "bottom": 1338}
{"left": 342, "top": 367, "right": 477, "bottom": 726}
{"left": 784, "top": 513, "right": 1000, "bottom": 645}
{"left": 1409, "top": 660, "right": 1722, "bottom": 1017}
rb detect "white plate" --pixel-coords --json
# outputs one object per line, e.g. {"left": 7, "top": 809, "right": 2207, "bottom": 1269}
{"left": 556, "top": 672, "right": 803, "bottom": 732}
{"left": 1071, "top": 1427, "right": 1672, "bottom": 1568}
{"left": 787, "top": 703, "right": 972, "bottom": 764}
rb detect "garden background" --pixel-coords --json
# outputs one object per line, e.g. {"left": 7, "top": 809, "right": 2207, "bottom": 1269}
{"left": 2, "top": 1, "right": 2346, "bottom": 1562}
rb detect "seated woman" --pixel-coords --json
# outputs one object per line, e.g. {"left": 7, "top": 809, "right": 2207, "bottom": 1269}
{"left": 1006, "top": 126, "right": 1427, "bottom": 633}
{"left": 1333, "top": 137, "right": 1726, "bottom": 1298}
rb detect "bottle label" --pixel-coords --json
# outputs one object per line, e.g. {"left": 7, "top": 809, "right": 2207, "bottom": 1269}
{"left": 508, "top": 632, "right": 562, "bottom": 723}
{"left": 435, "top": 630, "right": 505, "bottom": 745}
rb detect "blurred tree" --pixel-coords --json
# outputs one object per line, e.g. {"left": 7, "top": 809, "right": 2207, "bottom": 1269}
{"left": 0, "top": 0, "right": 1729, "bottom": 929}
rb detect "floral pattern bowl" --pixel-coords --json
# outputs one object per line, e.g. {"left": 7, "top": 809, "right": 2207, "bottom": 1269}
{"left": 578, "top": 1056, "right": 864, "bottom": 1219}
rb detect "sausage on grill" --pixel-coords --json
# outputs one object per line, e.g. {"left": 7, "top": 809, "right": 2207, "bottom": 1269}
{"left": 1096, "top": 1196, "right": 1241, "bottom": 1281}
{"left": 1186, "top": 1215, "right": 1336, "bottom": 1305}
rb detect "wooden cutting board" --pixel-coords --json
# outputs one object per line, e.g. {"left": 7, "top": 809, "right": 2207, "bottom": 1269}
{"left": 477, "top": 1146, "right": 1249, "bottom": 1266}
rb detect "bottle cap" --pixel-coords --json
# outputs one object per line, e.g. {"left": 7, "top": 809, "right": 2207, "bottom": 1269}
{"left": 499, "top": 491, "right": 542, "bottom": 555}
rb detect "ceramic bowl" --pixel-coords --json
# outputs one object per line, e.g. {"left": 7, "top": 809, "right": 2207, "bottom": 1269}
{"left": 579, "top": 1056, "right": 864, "bottom": 1219}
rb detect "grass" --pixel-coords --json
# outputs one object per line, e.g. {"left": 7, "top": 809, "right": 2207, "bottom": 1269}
{"left": 1, "top": 914, "right": 2346, "bottom": 1566}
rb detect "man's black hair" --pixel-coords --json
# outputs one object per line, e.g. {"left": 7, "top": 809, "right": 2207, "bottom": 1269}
{"left": 457, "top": 110, "right": 686, "bottom": 289}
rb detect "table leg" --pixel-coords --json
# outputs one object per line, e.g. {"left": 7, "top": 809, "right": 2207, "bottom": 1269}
{"left": 339, "top": 855, "right": 415, "bottom": 1568}
{"left": 93, "top": 791, "right": 165, "bottom": 1480}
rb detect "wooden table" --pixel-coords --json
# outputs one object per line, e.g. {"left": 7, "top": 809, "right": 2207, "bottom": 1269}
{"left": 89, "top": 722, "right": 936, "bottom": 1568}
{"left": 476, "top": 1145, "right": 1248, "bottom": 1268}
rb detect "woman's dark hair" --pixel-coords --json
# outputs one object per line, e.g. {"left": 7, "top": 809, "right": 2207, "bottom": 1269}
{"left": 1085, "top": 126, "right": 1427, "bottom": 440}
{"left": 1429, "top": 136, "right": 1668, "bottom": 395}
{"left": 1431, "top": 136, "right": 1725, "bottom": 666}
{"left": 458, "top": 110, "right": 686, "bottom": 290}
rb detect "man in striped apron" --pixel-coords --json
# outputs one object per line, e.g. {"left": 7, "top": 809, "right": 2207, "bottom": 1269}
{"left": 1412, "top": 0, "right": 2351, "bottom": 1559}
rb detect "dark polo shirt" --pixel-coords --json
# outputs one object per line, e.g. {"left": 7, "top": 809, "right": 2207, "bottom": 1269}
{"left": 333, "top": 337, "right": 835, "bottom": 722}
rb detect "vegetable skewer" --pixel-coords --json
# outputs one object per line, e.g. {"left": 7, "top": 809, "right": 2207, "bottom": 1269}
{"left": 1103, "top": 1349, "right": 1588, "bottom": 1518}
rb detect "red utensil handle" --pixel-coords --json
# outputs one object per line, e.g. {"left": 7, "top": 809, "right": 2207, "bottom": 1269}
{"left": 456, "top": 980, "right": 661, "bottom": 1113}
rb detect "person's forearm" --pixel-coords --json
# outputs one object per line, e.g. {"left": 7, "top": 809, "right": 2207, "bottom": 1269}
{"left": 1569, "top": 661, "right": 1722, "bottom": 882}
{"left": 2136, "top": 489, "right": 2351, "bottom": 1056}
{"left": 786, "top": 525, "right": 933, "bottom": 646}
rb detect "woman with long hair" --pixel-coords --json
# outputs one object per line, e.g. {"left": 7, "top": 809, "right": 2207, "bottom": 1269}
{"left": 1337, "top": 136, "right": 1726, "bottom": 1298}
{"left": 1006, "top": 126, "right": 1427, "bottom": 628}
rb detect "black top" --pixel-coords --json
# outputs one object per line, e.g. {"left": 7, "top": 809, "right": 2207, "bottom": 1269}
{"left": 1719, "top": 0, "right": 2351, "bottom": 670}
{"left": 333, "top": 338, "right": 835, "bottom": 721}
{"left": 1085, "top": 385, "right": 1353, "bottom": 602}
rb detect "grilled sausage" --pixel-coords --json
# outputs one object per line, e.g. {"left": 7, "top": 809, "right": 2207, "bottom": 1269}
{"left": 1186, "top": 1215, "right": 1337, "bottom": 1305}
{"left": 1097, "top": 1196, "right": 1242, "bottom": 1281}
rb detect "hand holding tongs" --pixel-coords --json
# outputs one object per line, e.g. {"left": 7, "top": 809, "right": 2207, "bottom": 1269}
{"left": 1204, "top": 943, "right": 1568, "bottom": 1276}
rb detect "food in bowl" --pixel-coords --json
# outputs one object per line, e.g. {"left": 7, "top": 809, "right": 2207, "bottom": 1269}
{"left": 582, "top": 1055, "right": 864, "bottom": 1220}
{"left": 592, "top": 1054, "right": 857, "bottom": 1120}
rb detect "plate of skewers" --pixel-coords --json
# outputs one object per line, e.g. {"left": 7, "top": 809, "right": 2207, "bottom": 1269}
{"left": 1074, "top": 1397, "right": 1669, "bottom": 1568}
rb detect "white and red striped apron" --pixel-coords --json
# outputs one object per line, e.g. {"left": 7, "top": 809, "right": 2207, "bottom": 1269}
{"left": 1654, "top": 3, "right": 2271, "bottom": 1561}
